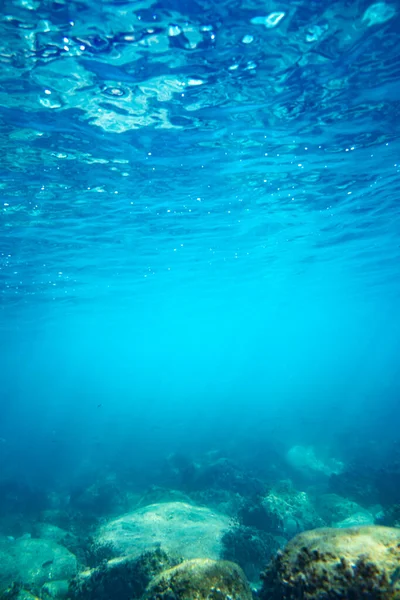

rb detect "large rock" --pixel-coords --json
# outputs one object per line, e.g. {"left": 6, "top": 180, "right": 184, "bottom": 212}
{"left": 94, "top": 502, "right": 230, "bottom": 560}
{"left": 335, "top": 511, "right": 375, "bottom": 528}
{"left": 262, "top": 481, "right": 325, "bottom": 537}
{"left": 33, "top": 523, "right": 74, "bottom": 545}
{"left": 286, "top": 446, "right": 344, "bottom": 480}
{"left": 376, "top": 504, "right": 400, "bottom": 527}
{"left": 143, "top": 558, "right": 252, "bottom": 600}
{"left": 260, "top": 525, "right": 400, "bottom": 600}
{"left": 0, "top": 536, "right": 77, "bottom": 592}
{"left": 314, "top": 493, "right": 375, "bottom": 528}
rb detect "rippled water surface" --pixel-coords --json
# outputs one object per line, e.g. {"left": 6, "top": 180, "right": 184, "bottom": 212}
{"left": 0, "top": 0, "right": 399, "bottom": 320}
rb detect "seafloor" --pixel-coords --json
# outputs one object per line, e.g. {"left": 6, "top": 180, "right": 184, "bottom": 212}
{"left": 1, "top": 443, "right": 400, "bottom": 600}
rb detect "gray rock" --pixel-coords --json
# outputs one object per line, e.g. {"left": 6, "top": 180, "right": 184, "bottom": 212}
{"left": 33, "top": 523, "right": 73, "bottom": 545}
{"left": 262, "top": 481, "right": 325, "bottom": 536}
{"left": 335, "top": 510, "right": 375, "bottom": 528}
{"left": 286, "top": 445, "right": 344, "bottom": 479}
{"left": 315, "top": 493, "right": 363, "bottom": 522}
{"left": 94, "top": 502, "right": 231, "bottom": 560}
{"left": 315, "top": 493, "right": 373, "bottom": 527}
{"left": 0, "top": 536, "right": 77, "bottom": 592}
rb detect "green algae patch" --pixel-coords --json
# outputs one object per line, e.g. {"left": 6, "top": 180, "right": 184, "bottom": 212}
{"left": 69, "top": 549, "right": 176, "bottom": 600}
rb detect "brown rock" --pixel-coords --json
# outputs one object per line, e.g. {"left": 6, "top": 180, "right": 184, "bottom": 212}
{"left": 143, "top": 558, "right": 252, "bottom": 600}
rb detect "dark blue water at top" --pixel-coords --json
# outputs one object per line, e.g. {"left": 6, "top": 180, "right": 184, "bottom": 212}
{"left": 0, "top": 0, "right": 400, "bottom": 488}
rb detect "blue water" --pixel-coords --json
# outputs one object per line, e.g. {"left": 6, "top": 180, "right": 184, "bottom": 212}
{"left": 1, "top": 0, "right": 400, "bottom": 501}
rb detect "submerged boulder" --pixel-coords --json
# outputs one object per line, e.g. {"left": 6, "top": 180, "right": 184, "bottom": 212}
{"left": 314, "top": 493, "right": 375, "bottom": 528}
{"left": 376, "top": 504, "right": 400, "bottom": 528}
{"left": 0, "top": 537, "right": 77, "bottom": 592}
{"left": 262, "top": 481, "right": 324, "bottom": 537}
{"left": 260, "top": 525, "right": 400, "bottom": 600}
{"left": 70, "top": 549, "right": 175, "bottom": 600}
{"left": 286, "top": 445, "right": 344, "bottom": 480}
{"left": 33, "top": 523, "right": 74, "bottom": 545}
{"left": 143, "top": 558, "right": 252, "bottom": 600}
{"left": 94, "top": 502, "right": 231, "bottom": 560}
{"left": 335, "top": 511, "right": 375, "bottom": 528}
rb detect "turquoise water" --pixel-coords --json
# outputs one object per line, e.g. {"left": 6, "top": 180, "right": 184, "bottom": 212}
{"left": 1, "top": 0, "right": 400, "bottom": 491}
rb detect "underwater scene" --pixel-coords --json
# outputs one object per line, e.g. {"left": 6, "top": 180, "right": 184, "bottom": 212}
{"left": 1, "top": 0, "right": 400, "bottom": 598}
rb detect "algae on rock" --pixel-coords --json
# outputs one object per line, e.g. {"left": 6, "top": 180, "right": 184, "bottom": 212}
{"left": 260, "top": 525, "right": 400, "bottom": 600}
{"left": 69, "top": 549, "right": 176, "bottom": 600}
{"left": 143, "top": 558, "right": 253, "bottom": 600}
{"left": 262, "top": 481, "right": 324, "bottom": 537}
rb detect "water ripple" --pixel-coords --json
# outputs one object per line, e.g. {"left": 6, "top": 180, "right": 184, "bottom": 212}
{"left": 0, "top": 0, "right": 399, "bottom": 315}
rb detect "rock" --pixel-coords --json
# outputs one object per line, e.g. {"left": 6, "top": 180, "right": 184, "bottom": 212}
{"left": 315, "top": 493, "right": 374, "bottom": 527}
{"left": 69, "top": 549, "right": 176, "bottom": 600}
{"left": 260, "top": 525, "right": 400, "bottom": 600}
{"left": 335, "top": 510, "right": 375, "bottom": 528}
{"left": 315, "top": 493, "right": 363, "bottom": 523}
{"left": 0, "top": 536, "right": 77, "bottom": 592}
{"left": 33, "top": 523, "right": 74, "bottom": 545}
{"left": 0, "top": 538, "right": 19, "bottom": 591}
{"left": 262, "top": 481, "right": 325, "bottom": 537}
{"left": 42, "top": 580, "right": 69, "bottom": 599}
{"left": 143, "top": 558, "right": 252, "bottom": 600}
{"left": 376, "top": 504, "right": 400, "bottom": 527}
{"left": 237, "top": 497, "right": 281, "bottom": 533}
{"left": 39, "top": 510, "right": 71, "bottom": 530}
{"left": 94, "top": 502, "right": 230, "bottom": 560}
{"left": 286, "top": 446, "right": 344, "bottom": 480}
{"left": 191, "top": 488, "right": 243, "bottom": 517}
{"left": 133, "top": 486, "right": 191, "bottom": 508}
{"left": 32, "top": 523, "right": 84, "bottom": 562}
